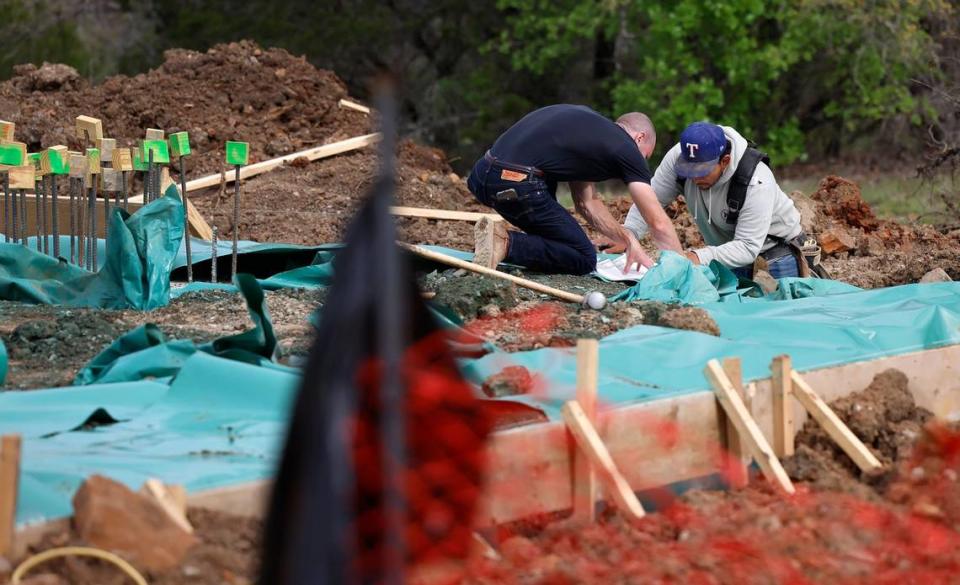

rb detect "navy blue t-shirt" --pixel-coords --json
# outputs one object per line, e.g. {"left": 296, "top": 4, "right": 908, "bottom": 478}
{"left": 489, "top": 104, "right": 652, "bottom": 184}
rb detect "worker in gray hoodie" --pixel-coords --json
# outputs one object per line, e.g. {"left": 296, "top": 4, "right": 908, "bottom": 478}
{"left": 624, "top": 121, "right": 813, "bottom": 279}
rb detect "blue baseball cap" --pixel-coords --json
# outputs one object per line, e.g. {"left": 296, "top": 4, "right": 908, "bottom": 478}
{"left": 675, "top": 122, "right": 727, "bottom": 179}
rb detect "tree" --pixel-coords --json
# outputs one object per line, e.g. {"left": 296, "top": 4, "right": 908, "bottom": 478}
{"left": 493, "top": 0, "right": 950, "bottom": 164}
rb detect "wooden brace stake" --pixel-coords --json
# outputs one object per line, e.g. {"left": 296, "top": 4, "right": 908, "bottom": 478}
{"left": 721, "top": 357, "right": 750, "bottom": 488}
{"left": 704, "top": 360, "right": 795, "bottom": 494}
{"left": 790, "top": 371, "right": 883, "bottom": 472}
{"left": 771, "top": 355, "right": 795, "bottom": 457}
{"left": 0, "top": 434, "right": 22, "bottom": 557}
{"left": 561, "top": 400, "right": 646, "bottom": 521}
{"left": 571, "top": 339, "right": 599, "bottom": 523}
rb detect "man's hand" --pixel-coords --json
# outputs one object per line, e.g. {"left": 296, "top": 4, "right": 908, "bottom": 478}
{"left": 625, "top": 234, "right": 655, "bottom": 271}
{"left": 685, "top": 250, "right": 701, "bottom": 265}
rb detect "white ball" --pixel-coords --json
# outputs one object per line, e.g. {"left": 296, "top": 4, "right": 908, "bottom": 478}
{"left": 584, "top": 291, "right": 607, "bottom": 310}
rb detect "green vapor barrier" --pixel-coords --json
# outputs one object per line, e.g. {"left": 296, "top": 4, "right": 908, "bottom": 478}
{"left": 0, "top": 184, "right": 184, "bottom": 309}
{"left": 4, "top": 353, "right": 298, "bottom": 526}
{"left": 464, "top": 281, "right": 960, "bottom": 418}
{"left": 75, "top": 274, "right": 279, "bottom": 385}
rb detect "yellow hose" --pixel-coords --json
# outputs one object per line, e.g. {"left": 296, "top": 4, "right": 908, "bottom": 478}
{"left": 11, "top": 546, "right": 148, "bottom": 585}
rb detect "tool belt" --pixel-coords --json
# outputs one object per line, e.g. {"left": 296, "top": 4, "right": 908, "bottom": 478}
{"left": 760, "top": 232, "right": 830, "bottom": 279}
{"left": 484, "top": 151, "right": 545, "bottom": 179}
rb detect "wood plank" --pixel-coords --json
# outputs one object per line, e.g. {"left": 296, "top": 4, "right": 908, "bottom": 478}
{"left": 705, "top": 360, "right": 795, "bottom": 494}
{"left": 0, "top": 435, "right": 22, "bottom": 557}
{"left": 400, "top": 242, "right": 585, "bottom": 304}
{"left": 339, "top": 98, "right": 371, "bottom": 114}
{"left": 390, "top": 206, "right": 500, "bottom": 222}
{"left": 171, "top": 133, "right": 381, "bottom": 195}
{"left": 571, "top": 339, "right": 599, "bottom": 523}
{"left": 790, "top": 370, "right": 883, "bottom": 472}
{"left": 721, "top": 357, "right": 750, "bottom": 488}
{"left": 771, "top": 355, "right": 795, "bottom": 457}
{"left": 561, "top": 400, "right": 645, "bottom": 521}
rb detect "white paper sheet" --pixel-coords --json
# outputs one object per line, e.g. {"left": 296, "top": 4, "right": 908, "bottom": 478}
{"left": 595, "top": 254, "right": 649, "bottom": 282}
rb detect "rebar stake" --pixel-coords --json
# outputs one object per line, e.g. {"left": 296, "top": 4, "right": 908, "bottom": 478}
{"left": 51, "top": 174, "right": 59, "bottom": 258}
{"left": 34, "top": 179, "right": 42, "bottom": 252}
{"left": 19, "top": 189, "right": 27, "bottom": 246}
{"left": 211, "top": 226, "right": 218, "bottom": 283}
{"left": 2, "top": 172, "right": 9, "bottom": 243}
{"left": 232, "top": 164, "right": 240, "bottom": 280}
{"left": 180, "top": 156, "right": 193, "bottom": 282}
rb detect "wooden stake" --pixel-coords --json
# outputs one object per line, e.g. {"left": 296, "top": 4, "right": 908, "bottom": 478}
{"left": 561, "top": 400, "right": 646, "bottom": 521}
{"left": 571, "top": 339, "right": 599, "bottom": 523}
{"left": 704, "top": 360, "right": 795, "bottom": 494}
{"left": 721, "top": 357, "right": 750, "bottom": 488}
{"left": 0, "top": 434, "right": 22, "bottom": 557}
{"left": 790, "top": 371, "right": 883, "bottom": 472}
{"left": 338, "top": 98, "right": 371, "bottom": 114}
{"left": 390, "top": 206, "right": 501, "bottom": 223}
{"left": 400, "top": 242, "right": 585, "bottom": 304}
{"left": 470, "top": 532, "right": 499, "bottom": 561}
{"left": 771, "top": 355, "right": 795, "bottom": 457}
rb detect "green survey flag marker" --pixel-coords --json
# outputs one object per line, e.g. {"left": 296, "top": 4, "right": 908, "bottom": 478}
{"left": 169, "top": 132, "right": 191, "bottom": 158}
{"left": 132, "top": 149, "right": 149, "bottom": 172}
{"left": 0, "top": 143, "right": 25, "bottom": 166}
{"left": 143, "top": 140, "right": 171, "bottom": 164}
{"left": 225, "top": 141, "right": 249, "bottom": 166}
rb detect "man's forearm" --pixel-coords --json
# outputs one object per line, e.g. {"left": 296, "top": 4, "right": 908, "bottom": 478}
{"left": 578, "top": 197, "right": 632, "bottom": 245}
{"left": 627, "top": 184, "right": 683, "bottom": 253}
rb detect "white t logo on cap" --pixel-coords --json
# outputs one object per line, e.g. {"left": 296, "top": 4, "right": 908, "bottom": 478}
{"left": 686, "top": 143, "right": 699, "bottom": 158}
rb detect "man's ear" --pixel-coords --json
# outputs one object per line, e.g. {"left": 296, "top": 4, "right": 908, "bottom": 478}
{"left": 720, "top": 154, "right": 732, "bottom": 168}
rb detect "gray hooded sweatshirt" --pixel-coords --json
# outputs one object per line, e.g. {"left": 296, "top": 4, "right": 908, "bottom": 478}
{"left": 625, "top": 126, "right": 802, "bottom": 268}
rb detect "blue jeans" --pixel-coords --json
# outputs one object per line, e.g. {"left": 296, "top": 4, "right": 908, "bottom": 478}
{"left": 732, "top": 253, "right": 801, "bottom": 280}
{"left": 467, "top": 156, "right": 596, "bottom": 275}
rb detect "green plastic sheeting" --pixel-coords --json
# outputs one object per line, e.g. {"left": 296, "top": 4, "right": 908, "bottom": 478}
{"left": 610, "top": 250, "right": 860, "bottom": 304}
{"left": 465, "top": 281, "right": 960, "bottom": 418}
{"left": 75, "top": 274, "right": 279, "bottom": 385}
{"left": 4, "top": 353, "right": 298, "bottom": 526}
{"left": 0, "top": 185, "right": 184, "bottom": 309}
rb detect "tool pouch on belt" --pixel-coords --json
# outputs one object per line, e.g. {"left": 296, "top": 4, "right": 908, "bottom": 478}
{"left": 790, "top": 235, "right": 831, "bottom": 279}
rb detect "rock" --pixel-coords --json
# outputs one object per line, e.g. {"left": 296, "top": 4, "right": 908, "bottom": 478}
{"left": 919, "top": 267, "right": 952, "bottom": 283}
{"left": 73, "top": 475, "right": 196, "bottom": 573}
{"left": 481, "top": 366, "right": 535, "bottom": 397}
{"left": 858, "top": 235, "right": 886, "bottom": 257}
{"left": 25, "top": 63, "right": 80, "bottom": 91}
{"left": 789, "top": 190, "right": 819, "bottom": 234}
{"left": 820, "top": 230, "right": 856, "bottom": 255}
{"left": 753, "top": 269, "right": 779, "bottom": 294}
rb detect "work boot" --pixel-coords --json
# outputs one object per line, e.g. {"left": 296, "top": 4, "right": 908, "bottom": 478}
{"left": 473, "top": 217, "right": 509, "bottom": 269}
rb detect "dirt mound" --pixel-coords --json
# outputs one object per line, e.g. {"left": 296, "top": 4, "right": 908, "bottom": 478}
{"left": 0, "top": 41, "right": 363, "bottom": 176}
{"left": 0, "top": 40, "right": 487, "bottom": 248}
{"left": 783, "top": 369, "right": 933, "bottom": 496}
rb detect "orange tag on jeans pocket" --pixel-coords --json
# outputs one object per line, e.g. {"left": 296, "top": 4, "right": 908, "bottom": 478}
{"left": 500, "top": 169, "right": 526, "bottom": 182}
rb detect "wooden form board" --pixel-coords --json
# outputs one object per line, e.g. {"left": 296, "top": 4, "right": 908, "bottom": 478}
{"left": 13, "top": 343, "right": 960, "bottom": 551}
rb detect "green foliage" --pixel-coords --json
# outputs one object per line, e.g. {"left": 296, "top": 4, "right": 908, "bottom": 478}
{"left": 493, "top": 0, "right": 948, "bottom": 164}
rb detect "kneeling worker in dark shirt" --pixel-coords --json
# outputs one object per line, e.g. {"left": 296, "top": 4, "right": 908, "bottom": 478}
{"left": 466, "top": 104, "right": 684, "bottom": 275}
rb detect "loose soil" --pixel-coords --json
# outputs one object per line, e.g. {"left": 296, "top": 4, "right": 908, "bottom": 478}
{"left": 0, "top": 288, "right": 321, "bottom": 390}
{"left": 783, "top": 369, "right": 933, "bottom": 500}
{"left": 6, "top": 508, "right": 261, "bottom": 585}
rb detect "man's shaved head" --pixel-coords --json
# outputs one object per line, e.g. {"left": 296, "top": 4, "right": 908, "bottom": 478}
{"left": 616, "top": 112, "right": 656, "bottom": 157}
